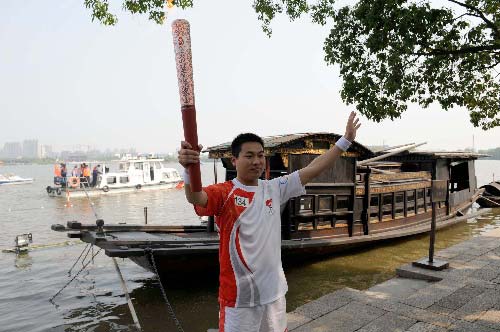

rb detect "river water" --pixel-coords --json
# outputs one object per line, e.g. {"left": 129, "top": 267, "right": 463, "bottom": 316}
{"left": 0, "top": 161, "right": 499, "bottom": 332}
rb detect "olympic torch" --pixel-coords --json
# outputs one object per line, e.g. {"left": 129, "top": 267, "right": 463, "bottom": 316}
{"left": 172, "top": 19, "right": 202, "bottom": 192}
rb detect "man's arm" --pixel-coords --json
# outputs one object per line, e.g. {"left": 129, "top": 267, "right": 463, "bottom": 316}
{"left": 178, "top": 141, "right": 208, "bottom": 207}
{"left": 299, "top": 111, "right": 361, "bottom": 186}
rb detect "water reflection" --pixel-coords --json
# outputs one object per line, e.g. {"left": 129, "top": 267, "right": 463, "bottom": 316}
{"left": 14, "top": 252, "right": 33, "bottom": 270}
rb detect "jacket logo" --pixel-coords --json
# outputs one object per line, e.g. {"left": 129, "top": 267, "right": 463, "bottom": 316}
{"left": 234, "top": 195, "right": 249, "bottom": 207}
{"left": 266, "top": 198, "right": 274, "bottom": 215}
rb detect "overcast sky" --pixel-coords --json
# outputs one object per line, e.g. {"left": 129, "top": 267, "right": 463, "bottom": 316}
{"left": 1, "top": 0, "right": 499, "bottom": 153}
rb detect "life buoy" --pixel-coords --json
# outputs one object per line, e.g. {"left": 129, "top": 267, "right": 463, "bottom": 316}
{"left": 46, "top": 186, "right": 53, "bottom": 194}
{"left": 102, "top": 186, "right": 109, "bottom": 192}
{"left": 136, "top": 184, "right": 142, "bottom": 190}
{"left": 69, "top": 177, "right": 80, "bottom": 188}
{"left": 56, "top": 188, "right": 62, "bottom": 195}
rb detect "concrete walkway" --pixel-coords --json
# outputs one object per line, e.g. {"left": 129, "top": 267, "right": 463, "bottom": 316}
{"left": 287, "top": 226, "right": 500, "bottom": 332}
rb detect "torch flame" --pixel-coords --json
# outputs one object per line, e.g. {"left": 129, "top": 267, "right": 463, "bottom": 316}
{"left": 167, "top": 0, "right": 174, "bottom": 8}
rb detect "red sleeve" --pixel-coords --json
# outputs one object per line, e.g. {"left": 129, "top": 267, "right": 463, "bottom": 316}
{"left": 194, "top": 182, "right": 231, "bottom": 217}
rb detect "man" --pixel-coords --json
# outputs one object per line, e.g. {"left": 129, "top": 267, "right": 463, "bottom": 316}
{"left": 178, "top": 112, "right": 360, "bottom": 332}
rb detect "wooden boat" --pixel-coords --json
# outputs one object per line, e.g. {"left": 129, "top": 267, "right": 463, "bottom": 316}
{"left": 477, "top": 182, "right": 500, "bottom": 208}
{"left": 51, "top": 133, "right": 488, "bottom": 275}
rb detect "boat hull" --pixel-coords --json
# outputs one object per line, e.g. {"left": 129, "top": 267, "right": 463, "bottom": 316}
{"left": 46, "top": 181, "right": 183, "bottom": 198}
{"left": 55, "top": 201, "right": 487, "bottom": 277}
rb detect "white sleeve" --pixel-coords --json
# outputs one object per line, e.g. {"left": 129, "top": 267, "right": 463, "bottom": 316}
{"left": 275, "top": 170, "right": 306, "bottom": 203}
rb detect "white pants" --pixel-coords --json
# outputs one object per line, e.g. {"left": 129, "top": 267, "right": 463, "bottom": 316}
{"left": 220, "top": 296, "right": 288, "bottom": 332}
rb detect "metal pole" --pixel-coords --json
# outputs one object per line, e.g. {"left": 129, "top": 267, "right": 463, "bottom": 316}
{"left": 144, "top": 207, "right": 148, "bottom": 225}
{"left": 112, "top": 258, "right": 142, "bottom": 332}
{"left": 429, "top": 202, "right": 437, "bottom": 263}
{"left": 213, "top": 158, "right": 218, "bottom": 184}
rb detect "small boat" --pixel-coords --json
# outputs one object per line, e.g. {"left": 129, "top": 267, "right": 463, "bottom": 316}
{"left": 52, "top": 133, "right": 489, "bottom": 275}
{"left": 0, "top": 174, "right": 34, "bottom": 185}
{"left": 46, "top": 158, "right": 183, "bottom": 197}
{"left": 477, "top": 182, "right": 500, "bottom": 208}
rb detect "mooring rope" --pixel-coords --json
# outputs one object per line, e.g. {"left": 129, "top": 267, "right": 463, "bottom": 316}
{"left": 79, "top": 183, "right": 99, "bottom": 220}
{"left": 50, "top": 248, "right": 102, "bottom": 303}
{"left": 147, "top": 248, "right": 185, "bottom": 332}
{"left": 68, "top": 243, "right": 90, "bottom": 276}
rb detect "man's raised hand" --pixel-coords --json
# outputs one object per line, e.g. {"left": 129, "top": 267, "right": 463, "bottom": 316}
{"left": 345, "top": 111, "right": 361, "bottom": 142}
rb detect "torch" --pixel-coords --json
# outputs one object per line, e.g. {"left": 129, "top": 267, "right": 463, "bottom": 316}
{"left": 172, "top": 19, "right": 202, "bottom": 192}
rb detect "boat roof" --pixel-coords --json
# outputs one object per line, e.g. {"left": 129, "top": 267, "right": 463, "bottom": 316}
{"left": 119, "top": 158, "right": 164, "bottom": 163}
{"left": 205, "top": 132, "right": 374, "bottom": 159}
{"left": 205, "top": 133, "right": 489, "bottom": 161}
{"left": 382, "top": 150, "right": 490, "bottom": 161}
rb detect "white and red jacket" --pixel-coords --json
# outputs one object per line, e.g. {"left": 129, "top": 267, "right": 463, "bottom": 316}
{"left": 194, "top": 171, "right": 306, "bottom": 308}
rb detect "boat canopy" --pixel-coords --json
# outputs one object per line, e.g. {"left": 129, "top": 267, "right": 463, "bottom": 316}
{"left": 205, "top": 133, "right": 374, "bottom": 159}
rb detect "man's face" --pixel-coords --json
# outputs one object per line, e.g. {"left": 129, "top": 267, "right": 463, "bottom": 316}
{"left": 232, "top": 142, "right": 265, "bottom": 184}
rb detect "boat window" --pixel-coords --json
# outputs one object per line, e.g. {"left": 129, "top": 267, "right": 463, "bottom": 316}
{"left": 107, "top": 176, "right": 116, "bottom": 184}
{"left": 120, "top": 176, "right": 129, "bottom": 184}
{"left": 336, "top": 196, "right": 349, "bottom": 212}
{"left": 154, "top": 162, "right": 162, "bottom": 169}
{"left": 319, "top": 196, "right": 333, "bottom": 211}
{"left": 119, "top": 163, "right": 129, "bottom": 171}
{"left": 134, "top": 163, "right": 143, "bottom": 170}
{"left": 407, "top": 190, "right": 415, "bottom": 215}
{"left": 370, "top": 195, "right": 379, "bottom": 221}
{"left": 299, "top": 196, "right": 313, "bottom": 212}
{"left": 417, "top": 189, "right": 425, "bottom": 213}
{"left": 395, "top": 192, "right": 404, "bottom": 218}
{"left": 163, "top": 172, "right": 170, "bottom": 179}
{"left": 382, "top": 194, "right": 393, "bottom": 219}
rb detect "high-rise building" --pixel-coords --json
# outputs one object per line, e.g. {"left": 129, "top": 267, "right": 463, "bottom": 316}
{"left": 41, "top": 145, "right": 54, "bottom": 158}
{"left": 23, "top": 139, "right": 40, "bottom": 158}
{"left": 2, "top": 142, "right": 23, "bottom": 159}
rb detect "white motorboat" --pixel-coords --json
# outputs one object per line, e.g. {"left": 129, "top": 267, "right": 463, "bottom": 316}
{"left": 46, "top": 158, "right": 184, "bottom": 197}
{"left": 0, "top": 174, "right": 34, "bottom": 185}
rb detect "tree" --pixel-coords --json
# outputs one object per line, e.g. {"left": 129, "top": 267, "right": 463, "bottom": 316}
{"left": 85, "top": 0, "right": 500, "bottom": 129}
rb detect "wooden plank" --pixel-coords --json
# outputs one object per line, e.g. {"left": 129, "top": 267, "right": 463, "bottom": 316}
{"left": 370, "top": 171, "right": 431, "bottom": 182}
{"left": 356, "top": 181, "right": 431, "bottom": 195}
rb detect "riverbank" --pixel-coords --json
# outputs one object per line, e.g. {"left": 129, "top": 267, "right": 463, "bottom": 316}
{"left": 287, "top": 215, "right": 500, "bottom": 331}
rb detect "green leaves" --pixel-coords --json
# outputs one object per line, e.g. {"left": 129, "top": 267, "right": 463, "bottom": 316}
{"left": 83, "top": 0, "right": 500, "bottom": 129}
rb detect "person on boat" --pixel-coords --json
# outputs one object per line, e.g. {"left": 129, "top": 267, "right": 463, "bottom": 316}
{"left": 54, "top": 164, "right": 62, "bottom": 185}
{"left": 60, "top": 164, "right": 67, "bottom": 188}
{"left": 82, "top": 164, "right": 91, "bottom": 187}
{"left": 91, "top": 165, "right": 99, "bottom": 187}
{"left": 71, "top": 165, "right": 79, "bottom": 177}
{"left": 178, "top": 111, "right": 360, "bottom": 332}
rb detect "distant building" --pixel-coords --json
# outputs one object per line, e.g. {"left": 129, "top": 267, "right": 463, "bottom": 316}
{"left": 41, "top": 145, "right": 54, "bottom": 158}
{"left": 2, "top": 142, "right": 23, "bottom": 159}
{"left": 23, "top": 139, "right": 40, "bottom": 159}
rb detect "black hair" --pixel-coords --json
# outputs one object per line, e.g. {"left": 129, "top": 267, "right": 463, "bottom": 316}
{"left": 231, "top": 133, "right": 264, "bottom": 157}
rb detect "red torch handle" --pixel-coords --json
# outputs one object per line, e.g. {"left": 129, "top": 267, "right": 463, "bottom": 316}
{"left": 181, "top": 105, "right": 202, "bottom": 192}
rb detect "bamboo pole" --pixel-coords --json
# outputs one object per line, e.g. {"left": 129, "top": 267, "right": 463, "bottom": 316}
{"left": 358, "top": 142, "right": 427, "bottom": 166}
{"left": 112, "top": 258, "right": 142, "bottom": 331}
{"left": 375, "top": 142, "right": 415, "bottom": 153}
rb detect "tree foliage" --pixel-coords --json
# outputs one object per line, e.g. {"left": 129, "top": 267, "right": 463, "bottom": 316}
{"left": 86, "top": 0, "right": 500, "bottom": 129}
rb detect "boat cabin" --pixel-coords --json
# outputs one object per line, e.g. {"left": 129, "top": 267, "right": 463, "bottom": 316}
{"left": 206, "top": 133, "right": 484, "bottom": 241}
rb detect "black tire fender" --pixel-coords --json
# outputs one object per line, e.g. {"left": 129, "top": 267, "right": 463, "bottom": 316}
{"left": 46, "top": 186, "right": 53, "bottom": 194}
{"left": 136, "top": 184, "right": 142, "bottom": 190}
{"left": 56, "top": 188, "right": 62, "bottom": 195}
{"left": 102, "top": 186, "right": 109, "bottom": 193}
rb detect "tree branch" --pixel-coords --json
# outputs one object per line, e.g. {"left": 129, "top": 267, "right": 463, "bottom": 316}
{"left": 413, "top": 44, "right": 500, "bottom": 56}
{"left": 447, "top": 0, "right": 500, "bottom": 40}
